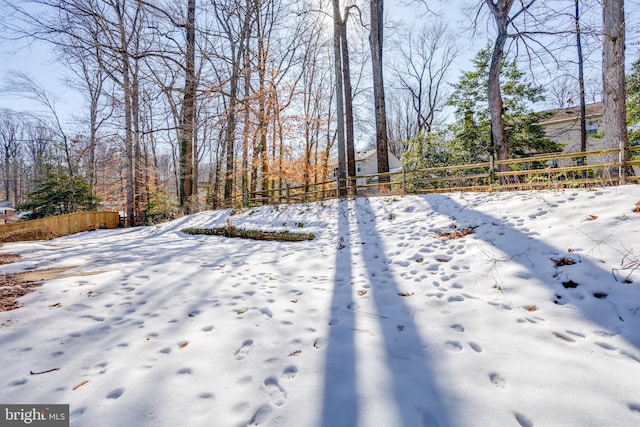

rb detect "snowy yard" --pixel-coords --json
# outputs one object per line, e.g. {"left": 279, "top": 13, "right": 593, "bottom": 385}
{"left": 1, "top": 186, "right": 640, "bottom": 427}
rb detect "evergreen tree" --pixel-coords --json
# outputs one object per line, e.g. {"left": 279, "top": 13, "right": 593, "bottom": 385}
{"left": 628, "top": 57, "right": 640, "bottom": 147}
{"left": 19, "top": 169, "right": 98, "bottom": 219}
{"left": 448, "top": 47, "right": 562, "bottom": 162}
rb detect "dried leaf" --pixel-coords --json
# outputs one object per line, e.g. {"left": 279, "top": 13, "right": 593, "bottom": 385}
{"left": 178, "top": 341, "right": 189, "bottom": 349}
{"left": 553, "top": 257, "right": 576, "bottom": 267}
{"left": 526, "top": 305, "right": 537, "bottom": 312}
{"left": 398, "top": 291, "right": 414, "bottom": 297}
{"left": 357, "top": 290, "right": 367, "bottom": 296}
{"left": 288, "top": 350, "right": 301, "bottom": 356}
{"left": 73, "top": 380, "right": 89, "bottom": 391}
{"left": 438, "top": 226, "right": 478, "bottom": 240}
{"left": 585, "top": 215, "right": 598, "bottom": 221}
{"left": 236, "top": 309, "right": 247, "bottom": 315}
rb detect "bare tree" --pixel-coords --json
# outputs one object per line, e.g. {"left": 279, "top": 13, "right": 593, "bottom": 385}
{"left": 333, "top": 0, "right": 347, "bottom": 196}
{"left": 370, "top": 0, "right": 390, "bottom": 182}
{"left": 4, "top": 72, "right": 79, "bottom": 209}
{"left": 601, "top": 0, "right": 629, "bottom": 180}
{"left": 390, "top": 21, "right": 459, "bottom": 135}
{"left": 0, "top": 110, "right": 23, "bottom": 203}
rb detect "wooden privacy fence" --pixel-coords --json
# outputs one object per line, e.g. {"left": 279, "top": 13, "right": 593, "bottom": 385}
{"left": 243, "top": 146, "right": 640, "bottom": 206}
{"left": 0, "top": 211, "right": 120, "bottom": 242}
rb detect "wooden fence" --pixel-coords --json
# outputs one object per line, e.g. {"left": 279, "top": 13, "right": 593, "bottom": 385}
{"left": 242, "top": 146, "right": 640, "bottom": 206}
{"left": 0, "top": 211, "right": 120, "bottom": 242}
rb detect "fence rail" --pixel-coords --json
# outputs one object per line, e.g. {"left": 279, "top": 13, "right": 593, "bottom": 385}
{"left": 241, "top": 147, "right": 640, "bottom": 206}
{"left": 0, "top": 211, "right": 120, "bottom": 242}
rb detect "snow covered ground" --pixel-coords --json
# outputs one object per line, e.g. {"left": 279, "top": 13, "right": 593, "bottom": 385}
{"left": 1, "top": 185, "right": 640, "bottom": 427}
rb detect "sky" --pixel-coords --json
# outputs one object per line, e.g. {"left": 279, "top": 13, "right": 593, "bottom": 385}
{"left": 1, "top": 1, "right": 639, "bottom": 128}
{"left": 1, "top": 184, "right": 640, "bottom": 426}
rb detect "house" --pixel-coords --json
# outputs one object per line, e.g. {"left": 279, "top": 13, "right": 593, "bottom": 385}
{"left": 539, "top": 102, "right": 606, "bottom": 154}
{"left": 0, "top": 201, "right": 15, "bottom": 225}
{"left": 329, "top": 149, "right": 403, "bottom": 187}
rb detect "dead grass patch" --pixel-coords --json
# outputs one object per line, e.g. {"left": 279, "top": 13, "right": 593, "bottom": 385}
{"left": 0, "top": 253, "right": 21, "bottom": 265}
{"left": 0, "top": 227, "right": 55, "bottom": 243}
{"left": 438, "top": 226, "right": 478, "bottom": 240}
{"left": 181, "top": 226, "right": 315, "bottom": 242}
{"left": 0, "top": 266, "right": 106, "bottom": 312}
{"left": 633, "top": 202, "right": 640, "bottom": 213}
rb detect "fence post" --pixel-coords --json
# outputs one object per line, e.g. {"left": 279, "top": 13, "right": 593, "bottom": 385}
{"left": 286, "top": 182, "right": 291, "bottom": 204}
{"left": 489, "top": 156, "right": 495, "bottom": 187}
{"left": 401, "top": 167, "right": 406, "bottom": 194}
{"left": 619, "top": 146, "right": 626, "bottom": 185}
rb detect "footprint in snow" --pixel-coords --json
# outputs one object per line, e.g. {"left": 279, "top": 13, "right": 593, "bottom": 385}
{"left": 247, "top": 404, "right": 273, "bottom": 426}
{"left": 259, "top": 307, "right": 273, "bottom": 319}
{"left": 234, "top": 339, "right": 254, "bottom": 360}
{"left": 446, "top": 341, "right": 463, "bottom": 352}
{"left": 106, "top": 388, "right": 124, "bottom": 400}
{"left": 489, "top": 373, "right": 506, "bottom": 389}
{"left": 469, "top": 342, "right": 483, "bottom": 353}
{"left": 628, "top": 403, "right": 640, "bottom": 413}
{"left": 263, "top": 377, "right": 287, "bottom": 406}
{"left": 595, "top": 342, "right": 617, "bottom": 351}
{"left": 514, "top": 412, "right": 534, "bottom": 427}
{"left": 282, "top": 366, "right": 298, "bottom": 379}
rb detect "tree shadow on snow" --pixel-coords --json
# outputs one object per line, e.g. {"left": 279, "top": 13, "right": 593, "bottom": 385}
{"left": 321, "top": 198, "right": 452, "bottom": 427}
{"left": 321, "top": 199, "right": 358, "bottom": 426}
{"left": 421, "top": 193, "right": 640, "bottom": 353}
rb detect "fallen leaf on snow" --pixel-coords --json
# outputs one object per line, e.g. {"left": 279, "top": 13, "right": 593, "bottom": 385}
{"left": 398, "top": 291, "right": 414, "bottom": 297}
{"left": 73, "top": 380, "right": 89, "bottom": 390}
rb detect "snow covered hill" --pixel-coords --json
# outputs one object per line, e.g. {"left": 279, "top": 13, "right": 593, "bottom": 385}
{"left": 1, "top": 185, "right": 640, "bottom": 426}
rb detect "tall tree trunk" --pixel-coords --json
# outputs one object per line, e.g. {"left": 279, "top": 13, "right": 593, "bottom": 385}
{"left": 602, "top": 0, "right": 630, "bottom": 181}
{"left": 340, "top": 11, "right": 356, "bottom": 192}
{"left": 180, "top": 0, "right": 196, "bottom": 213}
{"left": 369, "top": 0, "right": 390, "bottom": 183}
{"left": 485, "top": 0, "right": 515, "bottom": 183}
{"left": 332, "top": 0, "right": 346, "bottom": 197}
{"left": 576, "top": 0, "right": 587, "bottom": 179}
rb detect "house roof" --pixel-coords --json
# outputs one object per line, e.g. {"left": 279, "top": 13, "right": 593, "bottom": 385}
{"left": 328, "top": 148, "right": 400, "bottom": 167}
{"left": 539, "top": 102, "right": 603, "bottom": 126}
{"left": 355, "top": 149, "right": 378, "bottom": 161}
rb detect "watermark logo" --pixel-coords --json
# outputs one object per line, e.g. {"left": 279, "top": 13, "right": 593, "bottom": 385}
{"left": 1, "top": 405, "right": 69, "bottom": 426}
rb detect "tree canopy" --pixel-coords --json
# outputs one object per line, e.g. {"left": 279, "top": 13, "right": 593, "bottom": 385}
{"left": 448, "top": 47, "right": 562, "bottom": 162}
{"left": 19, "top": 169, "right": 98, "bottom": 220}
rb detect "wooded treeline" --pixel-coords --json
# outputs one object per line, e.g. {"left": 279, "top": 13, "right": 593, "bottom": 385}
{"left": 0, "top": 0, "right": 637, "bottom": 224}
